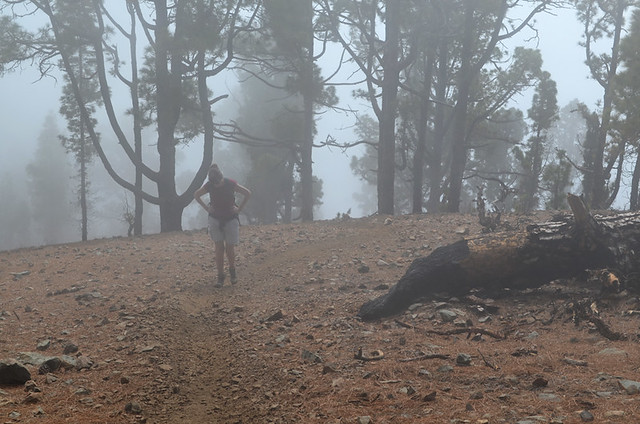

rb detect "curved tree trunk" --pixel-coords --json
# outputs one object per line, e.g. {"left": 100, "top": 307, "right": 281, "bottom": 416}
{"left": 128, "top": 4, "right": 144, "bottom": 236}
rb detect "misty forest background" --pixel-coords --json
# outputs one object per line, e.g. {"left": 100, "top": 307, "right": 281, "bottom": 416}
{"left": 1, "top": 0, "right": 640, "bottom": 252}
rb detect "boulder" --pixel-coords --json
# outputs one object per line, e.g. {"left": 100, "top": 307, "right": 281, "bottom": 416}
{"left": 0, "top": 359, "right": 31, "bottom": 385}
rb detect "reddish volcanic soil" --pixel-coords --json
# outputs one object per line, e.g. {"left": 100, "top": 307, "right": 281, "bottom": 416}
{"left": 2, "top": 212, "right": 640, "bottom": 423}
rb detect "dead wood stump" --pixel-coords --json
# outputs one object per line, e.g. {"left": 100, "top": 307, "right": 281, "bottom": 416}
{"left": 358, "top": 195, "right": 640, "bottom": 321}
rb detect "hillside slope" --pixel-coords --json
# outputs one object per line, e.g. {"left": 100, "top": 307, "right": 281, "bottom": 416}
{"left": 2, "top": 213, "right": 640, "bottom": 423}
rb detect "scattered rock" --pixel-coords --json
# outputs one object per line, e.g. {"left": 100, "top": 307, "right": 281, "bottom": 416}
{"left": 75, "top": 356, "right": 93, "bottom": 370}
{"left": 511, "top": 348, "right": 537, "bottom": 357}
{"left": 0, "top": 360, "right": 31, "bottom": 385}
{"left": 456, "top": 353, "right": 472, "bottom": 366}
{"left": 407, "top": 303, "right": 422, "bottom": 311}
{"left": 10, "top": 271, "right": 30, "bottom": 279}
{"left": 579, "top": 410, "right": 594, "bottom": 421}
{"left": 124, "top": 401, "right": 142, "bottom": 414}
{"left": 469, "top": 391, "right": 483, "bottom": 400}
{"left": 453, "top": 318, "right": 468, "bottom": 327}
{"left": 399, "top": 385, "right": 416, "bottom": 395}
{"left": 437, "top": 365, "right": 453, "bottom": 373}
{"left": 24, "top": 380, "right": 39, "bottom": 393}
{"left": 36, "top": 339, "right": 51, "bottom": 351}
{"left": 538, "top": 392, "right": 560, "bottom": 402}
{"left": 63, "top": 343, "right": 79, "bottom": 355}
{"left": 597, "top": 347, "right": 627, "bottom": 357}
{"left": 532, "top": 377, "right": 548, "bottom": 388}
{"left": 470, "top": 333, "right": 483, "bottom": 341}
{"left": 17, "top": 352, "right": 50, "bottom": 366}
{"left": 331, "top": 377, "right": 344, "bottom": 387}
{"left": 75, "top": 387, "right": 91, "bottom": 395}
{"left": 75, "top": 291, "right": 105, "bottom": 302}
{"left": 22, "top": 391, "right": 43, "bottom": 404}
{"left": 417, "top": 369, "right": 431, "bottom": 378}
{"left": 562, "top": 357, "right": 588, "bottom": 367}
{"left": 275, "top": 334, "right": 290, "bottom": 344}
{"left": 455, "top": 226, "right": 468, "bottom": 235}
{"left": 618, "top": 379, "right": 640, "bottom": 395}
{"left": 138, "top": 345, "right": 157, "bottom": 353}
{"left": 438, "top": 309, "right": 457, "bottom": 322}
{"left": 322, "top": 364, "right": 337, "bottom": 374}
{"left": 422, "top": 391, "right": 437, "bottom": 401}
{"left": 516, "top": 417, "right": 548, "bottom": 424}
{"left": 357, "top": 264, "right": 370, "bottom": 273}
{"left": 265, "top": 310, "right": 284, "bottom": 322}
{"left": 604, "top": 410, "right": 625, "bottom": 418}
{"left": 301, "top": 350, "right": 323, "bottom": 364}
{"left": 38, "top": 357, "right": 62, "bottom": 374}
{"left": 47, "top": 285, "right": 85, "bottom": 297}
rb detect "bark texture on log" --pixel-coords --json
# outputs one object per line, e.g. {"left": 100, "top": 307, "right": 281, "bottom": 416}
{"left": 358, "top": 195, "right": 640, "bottom": 321}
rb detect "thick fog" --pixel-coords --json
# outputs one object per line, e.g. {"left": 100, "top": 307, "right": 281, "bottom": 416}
{"left": 0, "top": 6, "right": 605, "bottom": 251}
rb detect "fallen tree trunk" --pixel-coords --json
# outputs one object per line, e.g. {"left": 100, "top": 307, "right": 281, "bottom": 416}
{"left": 358, "top": 195, "right": 640, "bottom": 321}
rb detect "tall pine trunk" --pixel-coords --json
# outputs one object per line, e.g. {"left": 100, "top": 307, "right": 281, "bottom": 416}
{"left": 300, "top": 0, "right": 315, "bottom": 222}
{"left": 446, "top": 1, "right": 474, "bottom": 213}
{"left": 155, "top": 0, "right": 181, "bottom": 232}
{"left": 78, "top": 47, "right": 89, "bottom": 242}
{"left": 426, "top": 40, "right": 449, "bottom": 213}
{"left": 378, "top": 0, "right": 401, "bottom": 215}
{"left": 412, "top": 50, "right": 435, "bottom": 214}
{"left": 583, "top": 0, "right": 625, "bottom": 209}
{"left": 128, "top": 3, "right": 144, "bottom": 235}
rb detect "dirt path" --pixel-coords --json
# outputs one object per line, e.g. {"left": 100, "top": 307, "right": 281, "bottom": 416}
{"left": 160, "top": 219, "right": 404, "bottom": 423}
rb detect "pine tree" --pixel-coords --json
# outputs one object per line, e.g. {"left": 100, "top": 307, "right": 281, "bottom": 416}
{"left": 57, "top": 0, "right": 101, "bottom": 241}
{"left": 26, "top": 113, "right": 74, "bottom": 245}
{"left": 514, "top": 71, "right": 559, "bottom": 212}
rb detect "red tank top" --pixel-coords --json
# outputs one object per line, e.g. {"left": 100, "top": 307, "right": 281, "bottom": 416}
{"left": 206, "top": 178, "right": 237, "bottom": 219}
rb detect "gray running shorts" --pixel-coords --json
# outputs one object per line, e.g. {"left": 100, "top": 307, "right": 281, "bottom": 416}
{"left": 208, "top": 216, "right": 239, "bottom": 245}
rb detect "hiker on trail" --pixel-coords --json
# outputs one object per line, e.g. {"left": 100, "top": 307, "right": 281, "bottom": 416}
{"left": 194, "top": 164, "right": 251, "bottom": 287}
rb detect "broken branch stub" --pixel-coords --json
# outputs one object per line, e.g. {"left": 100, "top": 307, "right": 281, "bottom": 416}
{"left": 358, "top": 195, "right": 640, "bottom": 321}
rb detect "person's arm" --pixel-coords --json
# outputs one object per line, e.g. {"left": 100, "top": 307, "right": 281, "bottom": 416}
{"left": 234, "top": 184, "right": 251, "bottom": 213}
{"left": 194, "top": 185, "right": 210, "bottom": 213}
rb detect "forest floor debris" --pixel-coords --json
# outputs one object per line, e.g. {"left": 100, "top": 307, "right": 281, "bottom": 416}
{"left": 2, "top": 212, "right": 640, "bottom": 423}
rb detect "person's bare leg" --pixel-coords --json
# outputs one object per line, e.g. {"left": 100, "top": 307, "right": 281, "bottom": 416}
{"left": 215, "top": 241, "right": 225, "bottom": 286}
{"left": 226, "top": 244, "right": 237, "bottom": 283}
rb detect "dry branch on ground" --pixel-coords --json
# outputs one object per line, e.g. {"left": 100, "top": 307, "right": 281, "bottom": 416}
{"left": 359, "top": 194, "right": 640, "bottom": 321}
